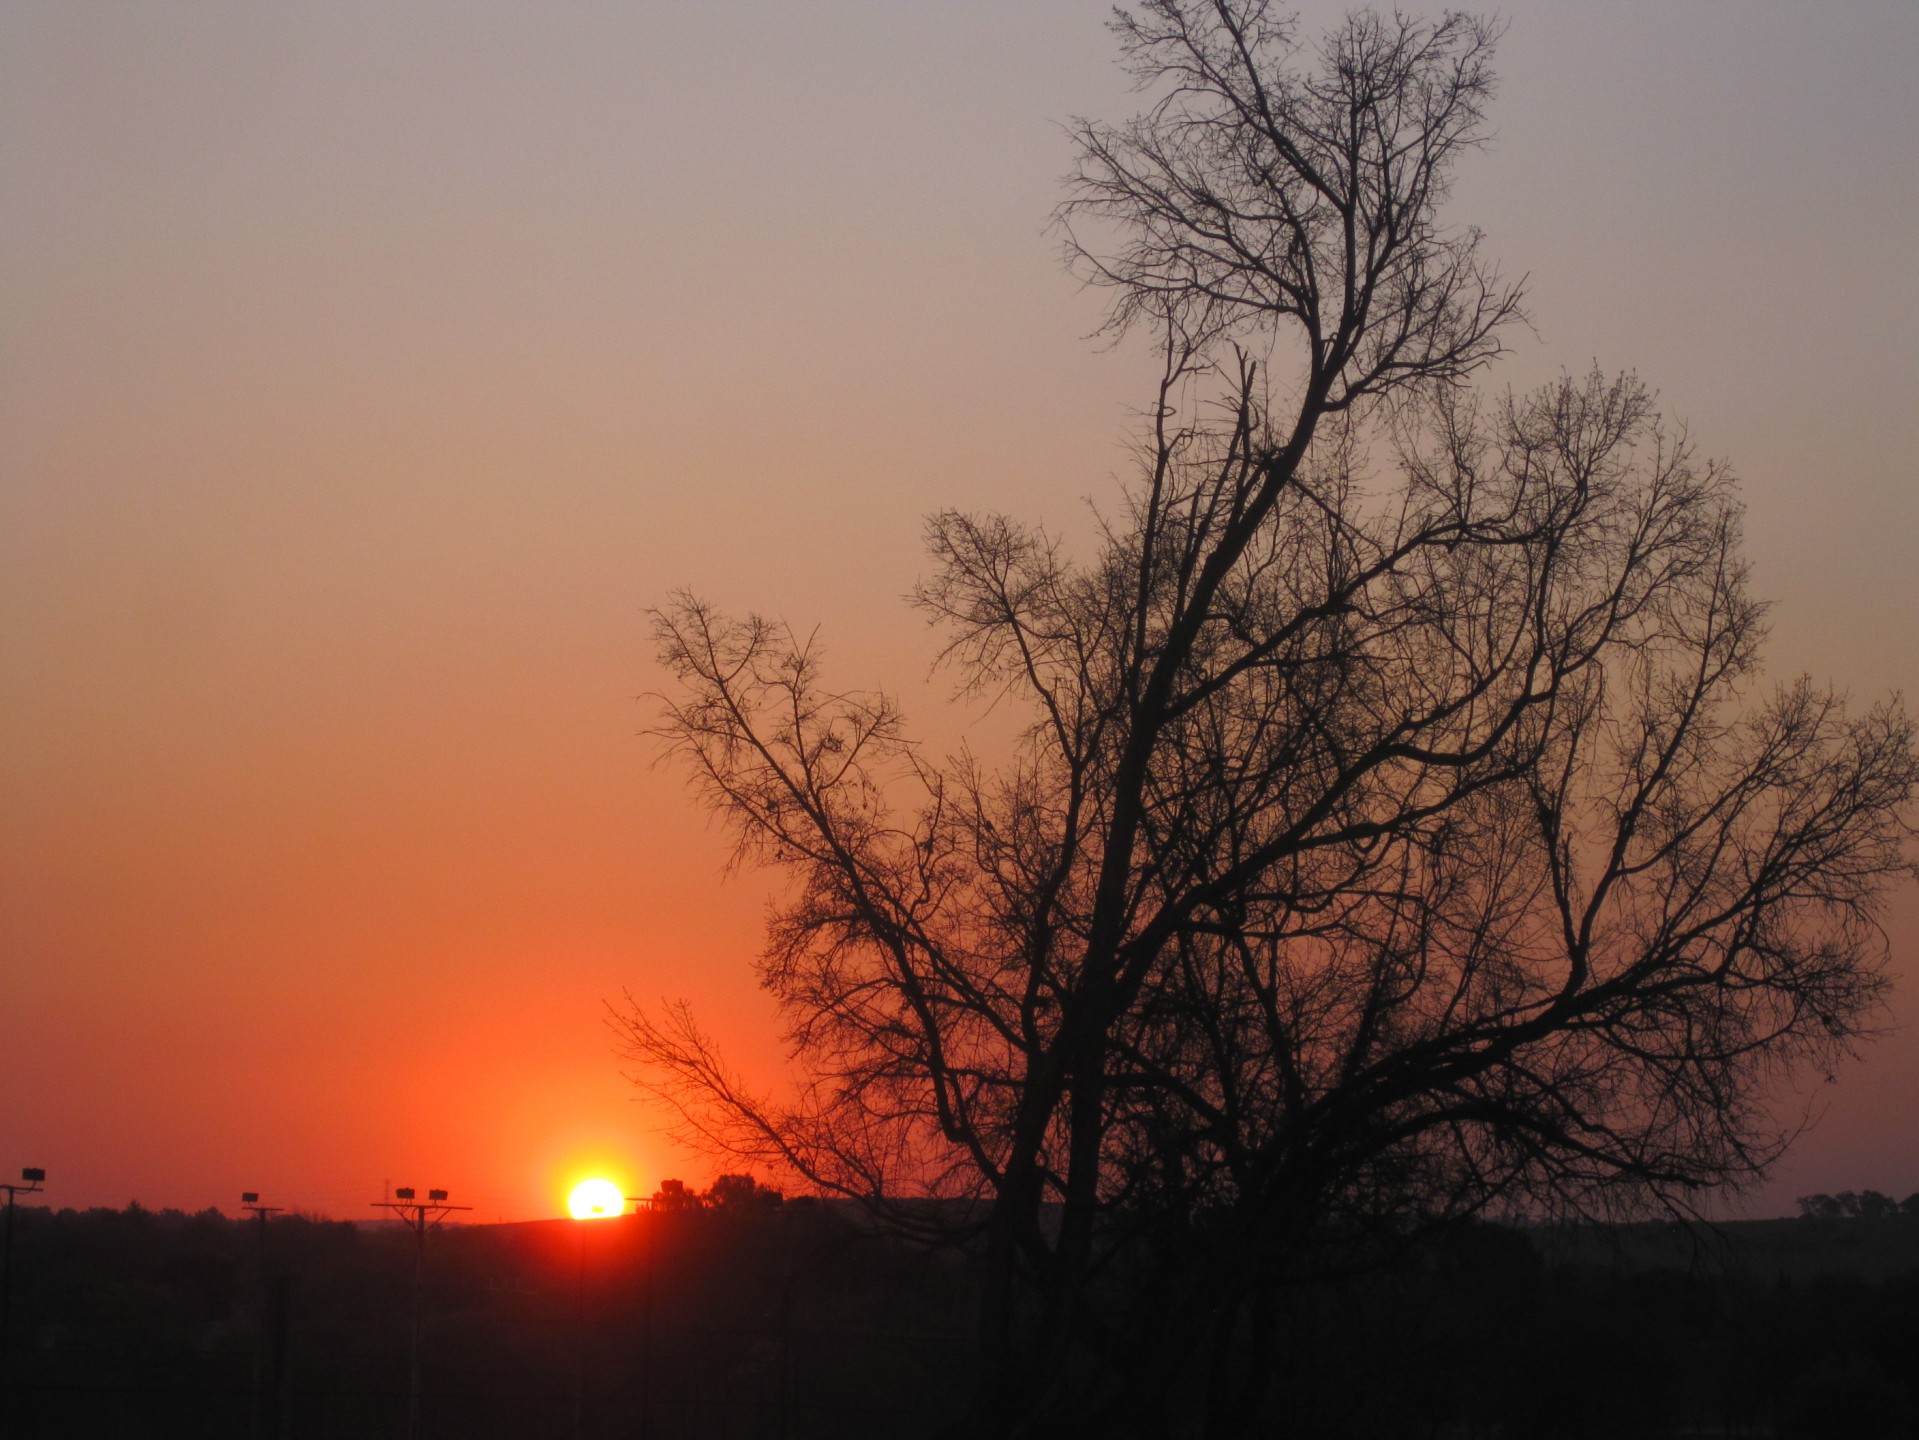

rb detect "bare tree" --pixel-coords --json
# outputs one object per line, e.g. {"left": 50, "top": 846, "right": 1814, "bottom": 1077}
{"left": 620, "top": 5, "right": 1916, "bottom": 1435}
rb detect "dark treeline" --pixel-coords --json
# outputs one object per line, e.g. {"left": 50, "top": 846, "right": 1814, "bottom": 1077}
{"left": 1795, "top": 1191, "right": 1919, "bottom": 1220}
{"left": 1, "top": 1190, "right": 974, "bottom": 1439}
{"left": 2, "top": 1196, "right": 1916, "bottom": 1438}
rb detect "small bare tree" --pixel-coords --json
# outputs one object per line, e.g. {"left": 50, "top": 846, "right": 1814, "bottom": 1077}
{"left": 620, "top": 5, "right": 1915, "bottom": 1434}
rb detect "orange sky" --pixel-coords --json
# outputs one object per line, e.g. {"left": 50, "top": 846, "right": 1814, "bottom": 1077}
{"left": 3, "top": 1, "right": 1915, "bottom": 1221}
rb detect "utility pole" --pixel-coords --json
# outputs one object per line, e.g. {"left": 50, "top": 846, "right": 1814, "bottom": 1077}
{"left": 0, "top": 1167, "right": 46, "bottom": 1440}
{"left": 240, "top": 1193, "right": 285, "bottom": 1440}
{"left": 370, "top": 1187, "right": 468, "bottom": 1440}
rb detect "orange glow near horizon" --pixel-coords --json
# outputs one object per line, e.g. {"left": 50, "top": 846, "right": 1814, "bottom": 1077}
{"left": 568, "top": 1177, "right": 625, "bottom": 1220}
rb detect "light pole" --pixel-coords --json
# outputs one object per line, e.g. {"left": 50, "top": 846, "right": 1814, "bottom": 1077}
{"left": 0, "top": 1167, "right": 47, "bottom": 1440}
{"left": 241, "top": 1192, "right": 286, "bottom": 1440}
{"left": 624, "top": 1194, "right": 654, "bottom": 1440}
{"left": 240, "top": 1191, "right": 282, "bottom": 1243}
{"left": 371, "top": 1186, "right": 469, "bottom": 1440}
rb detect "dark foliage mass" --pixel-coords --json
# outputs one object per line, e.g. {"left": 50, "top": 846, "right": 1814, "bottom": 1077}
{"left": 621, "top": 3, "right": 1916, "bottom": 1434}
{"left": 4, "top": 1202, "right": 1918, "bottom": 1439}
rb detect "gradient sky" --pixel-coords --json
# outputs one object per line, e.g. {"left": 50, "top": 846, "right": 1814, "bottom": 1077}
{"left": 3, "top": 1, "right": 1915, "bottom": 1222}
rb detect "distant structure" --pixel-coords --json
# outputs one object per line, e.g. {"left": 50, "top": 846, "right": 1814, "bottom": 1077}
{"left": 371, "top": 1186, "right": 470, "bottom": 1440}
{"left": 1, "top": 1166, "right": 48, "bottom": 1428}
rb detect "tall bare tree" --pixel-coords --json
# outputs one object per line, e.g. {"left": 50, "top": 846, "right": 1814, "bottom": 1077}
{"left": 621, "top": 5, "right": 1915, "bottom": 1434}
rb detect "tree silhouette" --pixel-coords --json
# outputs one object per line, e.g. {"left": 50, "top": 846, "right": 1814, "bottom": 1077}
{"left": 620, "top": 4, "right": 1917, "bottom": 1433}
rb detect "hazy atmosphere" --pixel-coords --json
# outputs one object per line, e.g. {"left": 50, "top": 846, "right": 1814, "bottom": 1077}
{"left": 4, "top": 0, "right": 1915, "bottom": 1226}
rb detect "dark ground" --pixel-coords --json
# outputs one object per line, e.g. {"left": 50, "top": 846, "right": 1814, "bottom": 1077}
{"left": 2, "top": 1198, "right": 1914, "bottom": 1439}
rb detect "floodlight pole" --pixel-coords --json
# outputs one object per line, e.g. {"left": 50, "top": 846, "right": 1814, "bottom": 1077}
{"left": 241, "top": 1194, "right": 283, "bottom": 1247}
{"left": 624, "top": 1195, "right": 654, "bottom": 1440}
{"left": 240, "top": 1194, "right": 285, "bottom": 1440}
{"left": 371, "top": 1189, "right": 469, "bottom": 1440}
{"left": 1, "top": 1168, "right": 47, "bottom": 1440}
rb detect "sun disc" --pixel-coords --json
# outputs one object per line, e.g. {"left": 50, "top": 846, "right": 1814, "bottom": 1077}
{"left": 568, "top": 1177, "right": 624, "bottom": 1220}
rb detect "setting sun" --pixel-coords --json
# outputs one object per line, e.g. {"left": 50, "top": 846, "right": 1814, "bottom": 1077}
{"left": 568, "top": 1177, "right": 624, "bottom": 1220}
